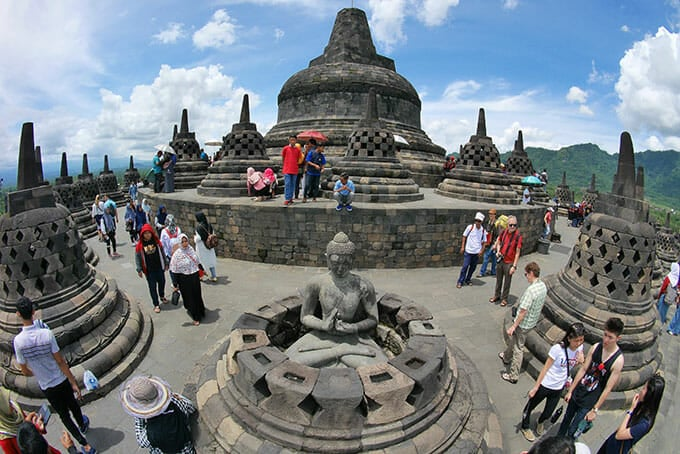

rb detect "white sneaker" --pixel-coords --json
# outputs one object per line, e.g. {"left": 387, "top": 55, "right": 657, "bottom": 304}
{"left": 535, "top": 422, "right": 544, "bottom": 436}
{"left": 520, "top": 427, "right": 536, "bottom": 442}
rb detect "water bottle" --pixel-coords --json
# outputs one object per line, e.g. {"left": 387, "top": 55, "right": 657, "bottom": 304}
{"left": 83, "top": 370, "right": 99, "bottom": 391}
{"left": 572, "top": 419, "right": 592, "bottom": 439}
{"left": 550, "top": 405, "right": 563, "bottom": 423}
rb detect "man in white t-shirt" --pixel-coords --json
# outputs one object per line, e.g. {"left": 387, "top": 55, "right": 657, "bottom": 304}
{"left": 13, "top": 297, "right": 96, "bottom": 454}
{"left": 456, "top": 212, "right": 487, "bottom": 288}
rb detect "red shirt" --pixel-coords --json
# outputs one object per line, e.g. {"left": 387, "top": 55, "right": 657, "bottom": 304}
{"left": 281, "top": 145, "right": 300, "bottom": 175}
{"left": 498, "top": 228, "right": 523, "bottom": 264}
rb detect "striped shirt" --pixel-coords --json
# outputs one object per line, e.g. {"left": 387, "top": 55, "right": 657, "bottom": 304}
{"left": 517, "top": 279, "right": 547, "bottom": 330}
{"left": 13, "top": 325, "right": 65, "bottom": 390}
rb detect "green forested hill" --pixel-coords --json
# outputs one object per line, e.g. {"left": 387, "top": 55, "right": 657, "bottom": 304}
{"left": 499, "top": 144, "right": 680, "bottom": 210}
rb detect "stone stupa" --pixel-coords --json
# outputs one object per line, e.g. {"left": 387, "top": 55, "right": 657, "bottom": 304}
{"left": 198, "top": 94, "right": 275, "bottom": 197}
{"left": 73, "top": 154, "right": 99, "bottom": 209}
{"left": 326, "top": 88, "right": 423, "bottom": 202}
{"left": 582, "top": 173, "right": 599, "bottom": 206}
{"left": 263, "top": 8, "right": 446, "bottom": 187}
{"left": 524, "top": 132, "right": 659, "bottom": 405}
{"left": 555, "top": 171, "right": 573, "bottom": 206}
{"left": 652, "top": 212, "right": 679, "bottom": 285}
{"left": 0, "top": 123, "right": 152, "bottom": 402}
{"left": 123, "top": 155, "right": 141, "bottom": 188}
{"left": 171, "top": 108, "right": 209, "bottom": 189}
{"left": 505, "top": 130, "right": 549, "bottom": 204}
{"left": 53, "top": 152, "right": 98, "bottom": 241}
{"left": 436, "top": 108, "right": 519, "bottom": 204}
{"left": 96, "top": 155, "right": 126, "bottom": 204}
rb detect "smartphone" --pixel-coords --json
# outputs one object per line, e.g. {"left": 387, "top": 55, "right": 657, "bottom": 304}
{"left": 38, "top": 403, "right": 51, "bottom": 426}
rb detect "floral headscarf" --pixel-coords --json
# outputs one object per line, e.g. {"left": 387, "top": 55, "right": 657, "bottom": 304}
{"left": 169, "top": 234, "right": 201, "bottom": 275}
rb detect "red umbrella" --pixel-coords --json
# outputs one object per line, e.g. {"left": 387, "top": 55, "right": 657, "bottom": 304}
{"left": 297, "top": 130, "right": 328, "bottom": 142}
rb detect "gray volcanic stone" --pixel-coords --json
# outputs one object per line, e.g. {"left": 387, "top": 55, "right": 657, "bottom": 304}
{"left": 171, "top": 109, "right": 209, "bottom": 189}
{"left": 234, "top": 346, "right": 287, "bottom": 404}
{"left": 123, "top": 155, "right": 141, "bottom": 187}
{"left": 389, "top": 348, "right": 441, "bottom": 410}
{"left": 261, "top": 360, "right": 320, "bottom": 425}
{"left": 356, "top": 362, "right": 415, "bottom": 424}
{"left": 310, "top": 367, "right": 364, "bottom": 429}
{"left": 263, "top": 8, "right": 446, "bottom": 187}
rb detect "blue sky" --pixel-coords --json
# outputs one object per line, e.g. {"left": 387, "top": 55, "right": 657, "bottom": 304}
{"left": 1, "top": 0, "right": 679, "bottom": 179}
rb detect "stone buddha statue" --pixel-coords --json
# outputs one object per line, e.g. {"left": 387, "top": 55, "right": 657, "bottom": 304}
{"left": 286, "top": 232, "right": 388, "bottom": 368}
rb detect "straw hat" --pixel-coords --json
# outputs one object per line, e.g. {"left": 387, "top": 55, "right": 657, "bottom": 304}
{"left": 120, "top": 376, "right": 172, "bottom": 419}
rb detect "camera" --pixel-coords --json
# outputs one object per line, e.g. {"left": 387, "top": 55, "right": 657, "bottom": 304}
{"left": 496, "top": 252, "right": 503, "bottom": 263}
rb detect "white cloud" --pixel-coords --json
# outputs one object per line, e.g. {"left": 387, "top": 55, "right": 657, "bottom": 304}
{"left": 579, "top": 105, "right": 594, "bottom": 116}
{"left": 193, "top": 9, "right": 238, "bottom": 49}
{"left": 367, "top": 0, "right": 408, "bottom": 52}
{"left": 616, "top": 27, "right": 680, "bottom": 136}
{"left": 566, "top": 86, "right": 588, "bottom": 104}
{"left": 274, "top": 28, "right": 284, "bottom": 41}
{"left": 417, "top": 0, "right": 460, "bottom": 27}
{"left": 621, "top": 24, "right": 630, "bottom": 33}
{"left": 503, "top": 0, "right": 519, "bottom": 10}
{"left": 442, "top": 80, "right": 482, "bottom": 100}
{"left": 588, "top": 60, "right": 616, "bottom": 84}
{"left": 154, "top": 23, "right": 185, "bottom": 44}
{"left": 61, "top": 65, "right": 254, "bottom": 164}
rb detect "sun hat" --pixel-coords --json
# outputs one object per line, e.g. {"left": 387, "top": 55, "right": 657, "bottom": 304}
{"left": 474, "top": 212, "right": 485, "bottom": 222}
{"left": 120, "top": 375, "right": 172, "bottom": 419}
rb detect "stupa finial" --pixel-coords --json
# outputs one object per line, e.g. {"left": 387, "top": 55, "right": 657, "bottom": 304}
{"left": 35, "top": 146, "right": 44, "bottom": 183}
{"left": 128, "top": 155, "right": 135, "bottom": 170}
{"left": 611, "top": 131, "right": 636, "bottom": 198}
{"left": 180, "top": 108, "right": 189, "bottom": 134}
{"left": 17, "top": 122, "right": 38, "bottom": 190}
{"left": 60, "top": 152, "right": 69, "bottom": 177}
{"left": 240, "top": 94, "right": 251, "bottom": 123}
{"left": 103, "top": 155, "right": 110, "bottom": 173}
{"left": 82, "top": 153, "right": 90, "bottom": 175}
{"left": 476, "top": 108, "right": 487, "bottom": 137}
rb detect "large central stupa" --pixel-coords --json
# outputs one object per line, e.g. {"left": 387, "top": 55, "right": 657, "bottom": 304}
{"left": 264, "top": 8, "right": 446, "bottom": 187}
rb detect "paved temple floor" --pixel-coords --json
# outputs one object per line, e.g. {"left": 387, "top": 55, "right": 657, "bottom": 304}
{"left": 40, "top": 218, "right": 678, "bottom": 453}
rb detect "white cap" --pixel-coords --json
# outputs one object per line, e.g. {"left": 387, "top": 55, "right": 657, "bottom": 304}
{"left": 548, "top": 207, "right": 554, "bottom": 212}
{"left": 474, "top": 212, "right": 485, "bottom": 222}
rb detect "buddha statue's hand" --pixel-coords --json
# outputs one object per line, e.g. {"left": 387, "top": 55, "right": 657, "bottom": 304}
{"left": 334, "top": 320, "right": 358, "bottom": 334}
{"left": 319, "top": 308, "right": 339, "bottom": 332}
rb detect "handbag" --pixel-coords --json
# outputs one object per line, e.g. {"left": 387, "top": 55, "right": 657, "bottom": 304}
{"left": 198, "top": 265, "right": 206, "bottom": 279}
{"left": 171, "top": 290, "right": 180, "bottom": 306}
{"left": 665, "top": 284, "right": 678, "bottom": 305}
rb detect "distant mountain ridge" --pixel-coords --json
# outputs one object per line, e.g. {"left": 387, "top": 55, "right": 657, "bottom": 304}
{"left": 500, "top": 144, "right": 680, "bottom": 209}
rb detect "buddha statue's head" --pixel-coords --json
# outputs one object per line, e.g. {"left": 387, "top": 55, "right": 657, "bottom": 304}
{"left": 326, "top": 232, "right": 355, "bottom": 278}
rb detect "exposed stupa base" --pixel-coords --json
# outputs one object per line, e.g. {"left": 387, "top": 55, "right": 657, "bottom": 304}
{"left": 436, "top": 168, "right": 520, "bottom": 205}
{"left": 184, "top": 294, "right": 499, "bottom": 453}
{"left": 198, "top": 159, "right": 275, "bottom": 198}
{"left": 175, "top": 160, "right": 210, "bottom": 190}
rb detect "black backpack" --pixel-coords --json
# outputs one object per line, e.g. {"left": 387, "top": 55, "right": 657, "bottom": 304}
{"left": 145, "top": 401, "right": 192, "bottom": 452}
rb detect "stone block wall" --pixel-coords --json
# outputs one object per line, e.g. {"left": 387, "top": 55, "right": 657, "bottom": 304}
{"left": 145, "top": 193, "right": 544, "bottom": 269}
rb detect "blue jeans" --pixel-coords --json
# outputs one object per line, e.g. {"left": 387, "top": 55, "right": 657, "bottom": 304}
{"left": 145, "top": 269, "right": 166, "bottom": 307}
{"left": 479, "top": 248, "right": 496, "bottom": 276}
{"left": 457, "top": 252, "right": 480, "bottom": 285}
{"left": 668, "top": 304, "right": 680, "bottom": 334}
{"left": 304, "top": 174, "right": 321, "bottom": 199}
{"left": 558, "top": 400, "right": 590, "bottom": 438}
{"left": 284, "top": 173, "right": 297, "bottom": 201}
{"left": 657, "top": 294, "right": 669, "bottom": 324}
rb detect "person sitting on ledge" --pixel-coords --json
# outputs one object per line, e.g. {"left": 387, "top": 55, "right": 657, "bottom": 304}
{"left": 286, "top": 232, "right": 388, "bottom": 368}
{"left": 246, "top": 167, "right": 270, "bottom": 202}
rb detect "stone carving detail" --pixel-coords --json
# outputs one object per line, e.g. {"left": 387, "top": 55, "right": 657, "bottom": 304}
{"left": 263, "top": 8, "right": 446, "bottom": 187}
{"left": 526, "top": 132, "right": 660, "bottom": 399}
{"left": 436, "top": 108, "right": 519, "bottom": 204}
{"left": 171, "top": 109, "right": 209, "bottom": 189}
{"left": 187, "top": 232, "right": 495, "bottom": 453}
{"left": 0, "top": 123, "right": 152, "bottom": 401}
{"left": 327, "top": 88, "right": 423, "bottom": 202}
{"left": 198, "top": 94, "right": 275, "bottom": 197}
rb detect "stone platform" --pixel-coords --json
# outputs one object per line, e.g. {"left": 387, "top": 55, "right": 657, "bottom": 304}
{"left": 143, "top": 187, "right": 545, "bottom": 269}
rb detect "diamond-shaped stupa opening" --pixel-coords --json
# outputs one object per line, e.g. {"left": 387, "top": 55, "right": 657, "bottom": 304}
{"left": 637, "top": 268, "right": 646, "bottom": 280}
{"left": 598, "top": 244, "right": 607, "bottom": 257}
{"left": 9, "top": 248, "right": 17, "bottom": 260}
{"left": 15, "top": 231, "right": 24, "bottom": 242}
{"left": 626, "top": 284, "right": 634, "bottom": 297}
{"left": 629, "top": 237, "right": 637, "bottom": 247}
{"left": 35, "top": 278, "right": 45, "bottom": 294}
{"left": 576, "top": 266, "right": 583, "bottom": 277}
{"left": 587, "top": 256, "right": 595, "bottom": 267}
{"left": 590, "top": 275, "right": 599, "bottom": 287}
{"left": 51, "top": 222, "right": 59, "bottom": 232}
{"left": 1, "top": 232, "right": 8, "bottom": 245}
{"left": 585, "top": 239, "right": 592, "bottom": 248}
{"left": 617, "top": 250, "right": 625, "bottom": 260}
{"left": 20, "top": 262, "right": 30, "bottom": 277}
{"left": 16, "top": 281, "right": 25, "bottom": 296}
{"left": 612, "top": 233, "right": 620, "bottom": 243}
{"left": 595, "top": 228, "right": 603, "bottom": 238}
{"left": 603, "top": 262, "right": 613, "bottom": 274}
{"left": 576, "top": 250, "right": 582, "bottom": 260}
{"left": 623, "top": 268, "right": 630, "bottom": 279}
{"left": 606, "top": 282, "right": 616, "bottom": 295}
{"left": 46, "top": 238, "right": 55, "bottom": 252}
{"left": 40, "top": 258, "right": 49, "bottom": 273}
{"left": 632, "top": 251, "right": 641, "bottom": 263}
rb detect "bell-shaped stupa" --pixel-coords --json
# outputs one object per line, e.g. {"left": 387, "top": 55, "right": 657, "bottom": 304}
{"left": 327, "top": 88, "right": 423, "bottom": 202}
{"left": 73, "top": 154, "right": 99, "bottom": 208}
{"left": 525, "top": 132, "right": 659, "bottom": 404}
{"left": 96, "top": 155, "right": 126, "bottom": 205}
{"left": 171, "top": 108, "right": 209, "bottom": 189}
{"left": 53, "top": 153, "right": 98, "bottom": 241}
{"left": 505, "top": 130, "right": 549, "bottom": 204}
{"left": 198, "top": 94, "right": 274, "bottom": 197}
{"left": 555, "top": 171, "right": 573, "bottom": 206}
{"left": 0, "top": 123, "right": 152, "bottom": 401}
{"left": 123, "top": 155, "right": 141, "bottom": 188}
{"left": 582, "top": 173, "right": 599, "bottom": 207}
{"left": 264, "top": 8, "right": 446, "bottom": 187}
{"left": 436, "top": 108, "right": 519, "bottom": 204}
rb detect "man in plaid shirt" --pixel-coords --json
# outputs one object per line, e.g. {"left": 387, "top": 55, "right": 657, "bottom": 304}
{"left": 499, "top": 262, "right": 547, "bottom": 383}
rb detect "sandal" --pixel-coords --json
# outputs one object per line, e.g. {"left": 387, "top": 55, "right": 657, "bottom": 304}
{"left": 489, "top": 297, "right": 499, "bottom": 303}
{"left": 501, "top": 372, "right": 517, "bottom": 384}
{"left": 192, "top": 320, "right": 200, "bottom": 326}
{"left": 500, "top": 300, "right": 508, "bottom": 307}
{"left": 456, "top": 283, "right": 462, "bottom": 289}
{"left": 161, "top": 297, "right": 169, "bottom": 304}
{"left": 153, "top": 306, "right": 161, "bottom": 313}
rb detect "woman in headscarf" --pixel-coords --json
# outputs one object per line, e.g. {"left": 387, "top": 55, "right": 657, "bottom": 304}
{"left": 246, "top": 167, "right": 269, "bottom": 202}
{"left": 656, "top": 261, "right": 679, "bottom": 326}
{"left": 154, "top": 205, "right": 167, "bottom": 236}
{"left": 194, "top": 211, "right": 217, "bottom": 282}
{"left": 134, "top": 203, "right": 149, "bottom": 241}
{"left": 662, "top": 262, "right": 680, "bottom": 335}
{"left": 124, "top": 200, "right": 138, "bottom": 245}
{"left": 263, "top": 167, "right": 277, "bottom": 199}
{"left": 141, "top": 199, "right": 152, "bottom": 223}
{"left": 160, "top": 215, "right": 182, "bottom": 291}
{"left": 0, "top": 387, "right": 60, "bottom": 453}
{"left": 100, "top": 205, "right": 120, "bottom": 258}
{"left": 135, "top": 224, "right": 168, "bottom": 313}
{"left": 170, "top": 234, "right": 206, "bottom": 325}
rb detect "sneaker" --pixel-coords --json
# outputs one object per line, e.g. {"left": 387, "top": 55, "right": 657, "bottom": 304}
{"left": 520, "top": 427, "right": 536, "bottom": 442}
{"left": 79, "top": 415, "right": 90, "bottom": 434}
{"left": 82, "top": 447, "right": 97, "bottom": 454}
{"left": 336, "top": 204, "right": 343, "bottom": 211}
{"left": 477, "top": 272, "right": 486, "bottom": 277}
{"left": 345, "top": 204, "right": 353, "bottom": 212}
{"left": 284, "top": 200, "right": 291, "bottom": 206}
{"left": 211, "top": 277, "right": 218, "bottom": 282}
{"left": 535, "top": 422, "right": 544, "bottom": 436}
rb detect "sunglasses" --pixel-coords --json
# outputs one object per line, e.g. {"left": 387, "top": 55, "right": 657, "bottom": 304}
{"left": 508, "top": 224, "right": 517, "bottom": 227}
